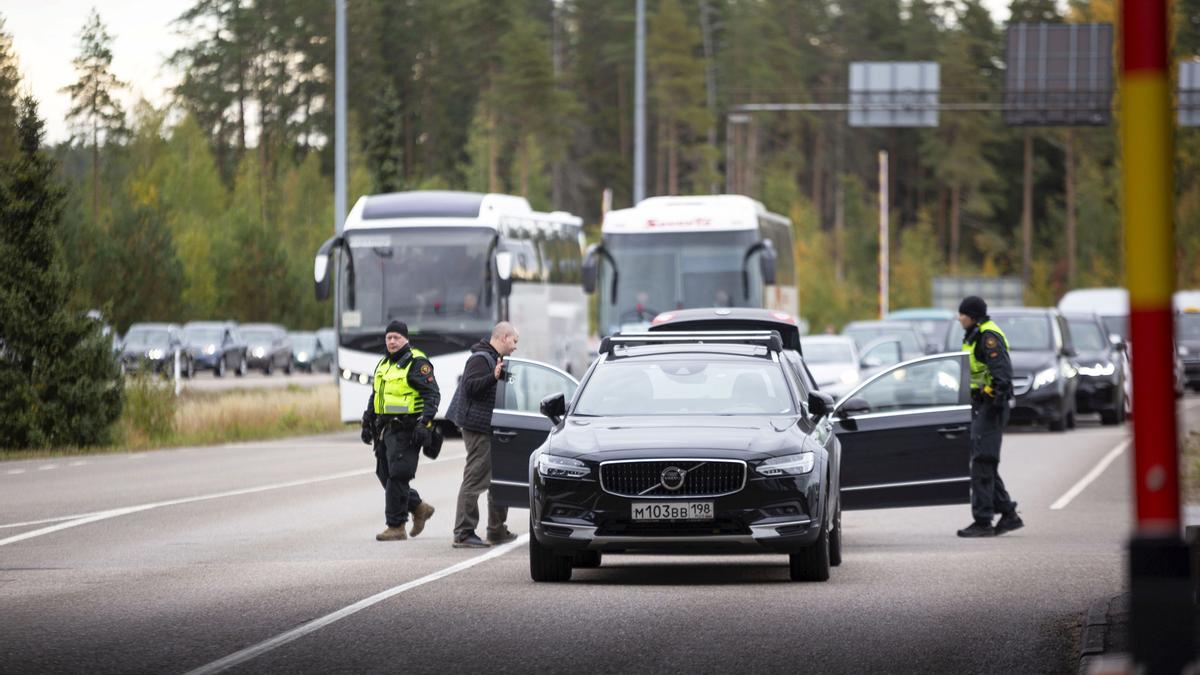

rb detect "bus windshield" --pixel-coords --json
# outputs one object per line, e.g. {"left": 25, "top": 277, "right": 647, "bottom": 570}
{"left": 599, "top": 230, "right": 762, "bottom": 334}
{"left": 341, "top": 227, "right": 495, "bottom": 335}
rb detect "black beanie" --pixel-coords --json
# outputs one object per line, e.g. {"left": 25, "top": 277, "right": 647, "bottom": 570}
{"left": 385, "top": 320, "right": 408, "bottom": 337}
{"left": 958, "top": 296, "right": 987, "bottom": 320}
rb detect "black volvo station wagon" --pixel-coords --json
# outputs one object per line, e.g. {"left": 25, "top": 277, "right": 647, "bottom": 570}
{"left": 487, "top": 330, "right": 975, "bottom": 583}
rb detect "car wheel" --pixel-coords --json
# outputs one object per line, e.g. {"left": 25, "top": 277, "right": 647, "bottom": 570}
{"left": 215, "top": 358, "right": 226, "bottom": 378}
{"left": 1100, "top": 407, "right": 1120, "bottom": 426}
{"left": 237, "top": 358, "right": 247, "bottom": 377}
{"left": 263, "top": 362, "right": 273, "bottom": 376}
{"left": 1048, "top": 416, "right": 1066, "bottom": 432}
{"left": 572, "top": 550, "right": 602, "bottom": 568}
{"left": 285, "top": 360, "right": 293, "bottom": 376}
{"left": 1066, "top": 409, "right": 1077, "bottom": 430}
{"left": 529, "top": 522, "right": 572, "bottom": 583}
{"left": 789, "top": 509, "right": 831, "bottom": 582}
{"left": 184, "top": 360, "right": 195, "bottom": 379}
{"left": 828, "top": 502, "right": 843, "bottom": 568}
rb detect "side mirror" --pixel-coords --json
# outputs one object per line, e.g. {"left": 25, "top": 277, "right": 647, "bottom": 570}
{"left": 808, "top": 391, "right": 834, "bottom": 419}
{"left": 540, "top": 392, "right": 567, "bottom": 425}
{"left": 581, "top": 244, "right": 618, "bottom": 303}
{"left": 495, "top": 251, "right": 514, "bottom": 298}
{"left": 837, "top": 396, "right": 871, "bottom": 418}
{"left": 1109, "top": 335, "right": 1127, "bottom": 352}
{"left": 314, "top": 235, "right": 342, "bottom": 301}
{"left": 741, "top": 239, "right": 777, "bottom": 299}
{"left": 861, "top": 355, "right": 883, "bottom": 369}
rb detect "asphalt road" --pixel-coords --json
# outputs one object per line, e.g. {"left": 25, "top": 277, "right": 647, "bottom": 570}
{"left": 2, "top": 398, "right": 1198, "bottom": 674}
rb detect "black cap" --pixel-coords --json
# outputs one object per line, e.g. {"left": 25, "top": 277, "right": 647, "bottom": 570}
{"left": 385, "top": 320, "right": 408, "bottom": 337}
{"left": 958, "top": 296, "right": 988, "bottom": 321}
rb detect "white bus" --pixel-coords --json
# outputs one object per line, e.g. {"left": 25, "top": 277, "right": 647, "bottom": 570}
{"left": 583, "top": 195, "right": 797, "bottom": 336}
{"left": 314, "top": 191, "right": 589, "bottom": 423}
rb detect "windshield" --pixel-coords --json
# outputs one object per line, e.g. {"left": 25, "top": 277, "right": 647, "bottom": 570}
{"left": 291, "top": 334, "right": 317, "bottom": 351}
{"left": 341, "top": 227, "right": 495, "bottom": 336}
{"left": 1067, "top": 319, "right": 1108, "bottom": 351}
{"left": 124, "top": 330, "right": 170, "bottom": 348}
{"left": 800, "top": 341, "right": 854, "bottom": 364}
{"left": 843, "top": 326, "right": 922, "bottom": 353}
{"left": 598, "top": 230, "right": 763, "bottom": 335}
{"left": 574, "top": 357, "right": 793, "bottom": 416}
{"left": 1101, "top": 315, "right": 1128, "bottom": 341}
{"left": 1179, "top": 314, "right": 1200, "bottom": 340}
{"left": 185, "top": 328, "right": 222, "bottom": 344}
{"left": 994, "top": 316, "right": 1053, "bottom": 351}
{"left": 242, "top": 330, "right": 276, "bottom": 344}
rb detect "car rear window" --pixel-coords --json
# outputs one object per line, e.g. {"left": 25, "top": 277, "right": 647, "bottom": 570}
{"left": 575, "top": 358, "right": 794, "bottom": 416}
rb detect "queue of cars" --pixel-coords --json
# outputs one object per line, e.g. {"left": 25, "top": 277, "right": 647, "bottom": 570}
{"left": 116, "top": 321, "right": 337, "bottom": 378}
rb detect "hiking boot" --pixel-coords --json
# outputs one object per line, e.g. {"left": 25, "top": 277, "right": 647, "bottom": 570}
{"left": 452, "top": 533, "right": 491, "bottom": 549}
{"left": 410, "top": 502, "right": 436, "bottom": 537}
{"left": 486, "top": 528, "right": 519, "bottom": 545}
{"left": 376, "top": 526, "right": 408, "bottom": 541}
{"left": 994, "top": 512, "right": 1025, "bottom": 535}
{"left": 956, "top": 521, "right": 996, "bottom": 538}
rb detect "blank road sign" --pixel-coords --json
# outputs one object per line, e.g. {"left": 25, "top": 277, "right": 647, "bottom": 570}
{"left": 848, "top": 62, "right": 939, "bottom": 128}
{"left": 1179, "top": 61, "right": 1200, "bottom": 127}
{"left": 1004, "top": 23, "right": 1113, "bottom": 126}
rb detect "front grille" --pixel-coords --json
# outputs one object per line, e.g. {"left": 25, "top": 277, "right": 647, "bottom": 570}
{"left": 600, "top": 459, "right": 746, "bottom": 498}
{"left": 1012, "top": 375, "right": 1032, "bottom": 396}
{"left": 595, "top": 518, "right": 750, "bottom": 537}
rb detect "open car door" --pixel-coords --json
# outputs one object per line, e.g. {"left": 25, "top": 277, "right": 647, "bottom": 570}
{"left": 834, "top": 353, "right": 972, "bottom": 510}
{"left": 489, "top": 358, "right": 580, "bottom": 508}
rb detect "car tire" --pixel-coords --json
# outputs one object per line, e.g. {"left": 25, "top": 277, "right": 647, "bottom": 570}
{"left": 237, "top": 358, "right": 247, "bottom": 377}
{"left": 828, "top": 502, "right": 843, "bottom": 568}
{"left": 789, "top": 510, "right": 831, "bottom": 582}
{"left": 1048, "top": 416, "right": 1066, "bottom": 432}
{"left": 285, "top": 361, "right": 293, "bottom": 376}
{"left": 1100, "top": 407, "right": 1120, "bottom": 425}
{"left": 1066, "top": 409, "right": 1077, "bottom": 430}
{"left": 184, "top": 360, "right": 195, "bottom": 379}
{"left": 529, "top": 524, "right": 572, "bottom": 583}
{"left": 263, "top": 362, "right": 273, "bottom": 376}
{"left": 215, "top": 358, "right": 226, "bottom": 378}
{"left": 572, "top": 550, "right": 602, "bottom": 568}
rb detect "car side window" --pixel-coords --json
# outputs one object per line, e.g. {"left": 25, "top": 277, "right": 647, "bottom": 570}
{"left": 782, "top": 355, "right": 812, "bottom": 417}
{"left": 849, "top": 356, "right": 963, "bottom": 415}
{"left": 499, "top": 361, "right": 579, "bottom": 414}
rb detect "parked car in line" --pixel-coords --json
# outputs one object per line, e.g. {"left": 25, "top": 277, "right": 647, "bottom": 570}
{"left": 799, "top": 335, "right": 861, "bottom": 399}
{"left": 842, "top": 320, "right": 928, "bottom": 358}
{"left": 120, "top": 323, "right": 193, "bottom": 377}
{"left": 1178, "top": 308, "right": 1200, "bottom": 393}
{"left": 289, "top": 331, "right": 334, "bottom": 373}
{"left": 1062, "top": 312, "right": 1127, "bottom": 425}
{"left": 957, "top": 307, "right": 1080, "bottom": 432}
{"left": 240, "top": 324, "right": 293, "bottom": 375}
{"left": 183, "top": 321, "right": 248, "bottom": 378}
{"left": 885, "top": 307, "right": 957, "bottom": 354}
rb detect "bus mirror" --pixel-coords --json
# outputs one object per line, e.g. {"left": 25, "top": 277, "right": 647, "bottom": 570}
{"left": 495, "top": 251, "right": 514, "bottom": 298}
{"left": 314, "top": 236, "right": 342, "bottom": 301}
{"left": 582, "top": 253, "right": 598, "bottom": 294}
{"left": 582, "top": 244, "right": 619, "bottom": 303}
{"left": 742, "top": 239, "right": 777, "bottom": 299}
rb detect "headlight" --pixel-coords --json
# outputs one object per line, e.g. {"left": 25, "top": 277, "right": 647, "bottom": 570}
{"left": 1032, "top": 366, "right": 1058, "bottom": 389}
{"left": 756, "top": 452, "right": 815, "bottom": 476}
{"left": 297, "top": 352, "right": 309, "bottom": 361}
{"left": 146, "top": 349, "right": 164, "bottom": 360}
{"left": 536, "top": 454, "right": 590, "bottom": 479}
{"left": 1077, "top": 362, "right": 1115, "bottom": 377}
{"left": 204, "top": 344, "right": 216, "bottom": 355}
{"left": 840, "top": 369, "right": 859, "bottom": 385}
{"left": 1180, "top": 345, "right": 1190, "bottom": 356}
{"left": 253, "top": 347, "right": 265, "bottom": 358}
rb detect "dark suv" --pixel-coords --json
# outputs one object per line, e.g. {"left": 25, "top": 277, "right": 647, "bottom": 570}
{"left": 240, "top": 324, "right": 292, "bottom": 375}
{"left": 487, "top": 330, "right": 972, "bottom": 583}
{"left": 1063, "top": 312, "right": 1127, "bottom": 425}
{"left": 1178, "top": 311, "right": 1200, "bottom": 392}
{"left": 120, "top": 323, "right": 192, "bottom": 377}
{"left": 183, "top": 321, "right": 248, "bottom": 378}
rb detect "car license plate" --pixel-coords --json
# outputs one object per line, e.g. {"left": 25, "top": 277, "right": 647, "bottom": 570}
{"left": 631, "top": 501, "right": 714, "bottom": 521}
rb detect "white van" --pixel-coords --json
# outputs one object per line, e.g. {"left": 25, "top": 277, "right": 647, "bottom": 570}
{"left": 1058, "top": 287, "right": 1128, "bottom": 340}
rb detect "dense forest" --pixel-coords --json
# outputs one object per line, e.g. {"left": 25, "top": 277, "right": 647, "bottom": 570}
{"left": 3, "top": 0, "right": 1200, "bottom": 335}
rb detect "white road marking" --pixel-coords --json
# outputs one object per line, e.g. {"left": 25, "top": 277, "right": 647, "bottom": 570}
{"left": 69, "top": 461, "right": 87, "bottom": 467}
{"left": 185, "top": 535, "right": 529, "bottom": 675}
{"left": 37, "top": 465, "right": 57, "bottom": 471}
{"left": 0, "top": 449, "right": 467, "bottom": 540}
{"left": 6, "top": 469, "right": 26, "bottom": 475}
{"left": 1050, "top": 439, "right": 1130, "bottom": 511}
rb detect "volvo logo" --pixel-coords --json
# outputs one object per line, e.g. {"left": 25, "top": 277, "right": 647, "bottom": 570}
{"left": 660, "top": 466, "right": 687, "bottom": 491}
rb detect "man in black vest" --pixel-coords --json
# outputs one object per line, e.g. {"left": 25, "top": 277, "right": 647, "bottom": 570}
{"left": 451, "top": 322, "right": 520, "bottom": 548}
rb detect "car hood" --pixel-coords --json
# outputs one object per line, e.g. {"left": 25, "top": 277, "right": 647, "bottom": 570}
{"left": 550, "top": 415, "right": 805, "bottom": 459}
{"left": 1009, "top": 350, "right": 1056, "bottom": 374}
{"left": 1070, "top": 349, "right": 1113, "bottom": 366}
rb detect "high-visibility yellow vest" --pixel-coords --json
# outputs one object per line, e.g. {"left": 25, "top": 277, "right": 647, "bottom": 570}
{"left": 963, "top": 320, "right": 1008, "bottom": 391}
{"left": 373, "top": 347, "right": 428, "bottom": 415}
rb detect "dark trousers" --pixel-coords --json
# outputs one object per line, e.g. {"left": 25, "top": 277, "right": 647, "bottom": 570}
{"left": 969, "top": 402, "right": 1016, "bottom": 523}
{"left": 454, "top": 429, "right": 508, "bottom": 539}
{"left": 374, "top": 422, "right": 424, "bottom": 527}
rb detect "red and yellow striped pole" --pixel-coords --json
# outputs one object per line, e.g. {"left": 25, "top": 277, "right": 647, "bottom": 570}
{"left": 1122, "top": 2, "right": 1192, "bottom": 671}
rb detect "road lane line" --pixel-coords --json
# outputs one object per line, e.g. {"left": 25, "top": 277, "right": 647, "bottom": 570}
{"left": 185, "top": 535, "right": 529, "bottom": 675}
{"left": 1050, "top": 439, "right": 1130, "bottom": 511}
{"left": 0, "top": 449, "right": 468, "bottom": 541}
{"left": 37, "top": 465, "right": 57, "bottom": 471}
{"left": 6, "top": 469, "right": 26, "bottom": 475}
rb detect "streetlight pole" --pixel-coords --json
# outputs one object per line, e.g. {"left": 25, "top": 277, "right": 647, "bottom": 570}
{"left": 634, "top": 0, "right": 646, "bottom": 205}
{"left": 334, "top": 0, "right": 347, "bottom": 235}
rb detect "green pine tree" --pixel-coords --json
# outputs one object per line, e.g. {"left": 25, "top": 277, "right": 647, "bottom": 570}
{"left": 0, "top": 97, "right": 122, "bottom": 449}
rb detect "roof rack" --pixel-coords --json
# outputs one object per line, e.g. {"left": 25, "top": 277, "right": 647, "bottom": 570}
{"left": 598, "top": 330, "right": 784, "bottom": 355}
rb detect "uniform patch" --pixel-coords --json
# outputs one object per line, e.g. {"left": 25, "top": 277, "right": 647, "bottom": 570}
{"left": 989, "top": 351, "right": 998, "bottom": 358}
{"left": 984, "top": 335, "right": 999, "bottom": 349}
{"left": 419, "top": 363, "right": 432, "bottom": 376}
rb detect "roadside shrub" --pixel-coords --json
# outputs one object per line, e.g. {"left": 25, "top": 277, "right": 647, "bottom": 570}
{"left": 122, "top": 373, "right": 177, "bottom": 442}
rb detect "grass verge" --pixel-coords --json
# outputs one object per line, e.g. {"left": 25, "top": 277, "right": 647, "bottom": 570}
{"left": 1, "top": 381, "right": 347, "bottom": 461}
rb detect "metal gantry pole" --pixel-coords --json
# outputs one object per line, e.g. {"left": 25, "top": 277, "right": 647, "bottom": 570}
{"left": 334, "top": 0, "right": 347, "bottom": 235}
{"left": 634, "top": 0, "right": 646, "bottom": 204}
{"left": 1121, "top": 2, "right": 1193, "bottom": 672}
{"left": 878, "top": 150, "right": 889, "bottom": 319}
